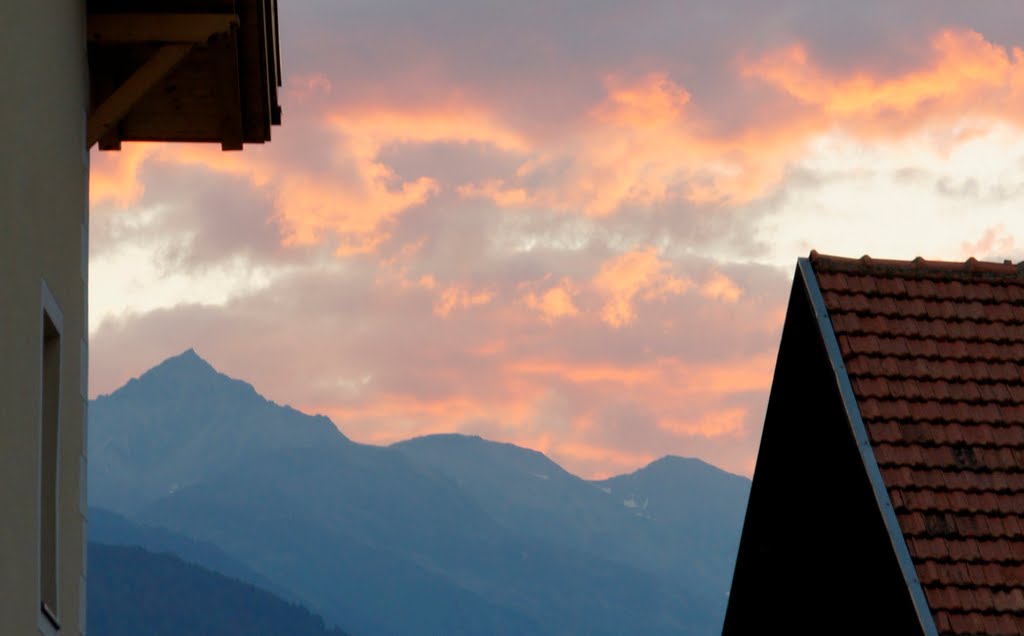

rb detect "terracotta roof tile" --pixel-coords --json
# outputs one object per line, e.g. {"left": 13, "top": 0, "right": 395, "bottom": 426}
{"left": 811, "top": 252, "right": 1024, "bottom": 635}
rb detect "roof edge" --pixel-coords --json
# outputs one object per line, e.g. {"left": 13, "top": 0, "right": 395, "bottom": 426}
{"left": 799, "top": 257, "right": 938, "bottom": 636}
{"left": 809, "top": 250, "right": 1024, "bottom": 278}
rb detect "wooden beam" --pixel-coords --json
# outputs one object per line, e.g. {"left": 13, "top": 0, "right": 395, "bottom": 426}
{"left": 97, "top": 128, "right": 122, "bottom": 151}
{"left": 87, "top": 44, "right": 192, "bottom": 148}
{"left": 87, "top": 14, "right": 238, "bottom": 44}
{"left": 213, "top": 31, "right": 244, "bottom": 150}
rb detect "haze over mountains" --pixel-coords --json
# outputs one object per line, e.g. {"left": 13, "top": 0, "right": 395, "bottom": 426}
{"left": 88, "top": 349, "right": 750, "bottom": 635}
{"left": 89, "top": 543, "right": 349, "bottom": 636}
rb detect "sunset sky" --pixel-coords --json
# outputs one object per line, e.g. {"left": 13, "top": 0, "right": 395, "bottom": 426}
{"left": 88, "top": 0, "right": 1024, "bottom": 478}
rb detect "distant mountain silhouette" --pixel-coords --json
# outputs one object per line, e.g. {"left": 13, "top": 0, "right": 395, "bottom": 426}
{"left": 393, "top": 434, "right": 748, "bottom": 615}
{"left": 594, "top": 455, "right": 752, "bottom": 597}
{"left": 88, "top": 506, "right": 291, "bottom": 602}
{"left": 89, "top": 348, "right": 343, "bottom": 513}
{"left": 88, "top": 543, "right": 349, "bottom": 636}
{"left": 89, "top": 349, "right": 750, "bottom": 635}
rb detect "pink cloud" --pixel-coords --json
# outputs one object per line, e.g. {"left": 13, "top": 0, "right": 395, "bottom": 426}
{"left": 593, "top": 247, "right": 692, "bottom": 327}
{"left": 522, "top": 279, "right": 580, "bottom": 323}
{"left": 961, "top": 224, "right": 1017, "bottom": 260}
{"left": 700, "top": 271, "right": 744, "bottom": 303}
{"left": 433, "top": 285, "right": 496, "bottom": 317}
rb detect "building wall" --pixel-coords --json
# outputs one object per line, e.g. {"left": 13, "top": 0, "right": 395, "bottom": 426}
{"left": 0, "top": 1, "right": 90, "bottom": 634}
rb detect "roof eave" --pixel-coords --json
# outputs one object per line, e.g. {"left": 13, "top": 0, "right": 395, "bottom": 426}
{"left": 798, "top": 256, "right": 939, "bottom": 636}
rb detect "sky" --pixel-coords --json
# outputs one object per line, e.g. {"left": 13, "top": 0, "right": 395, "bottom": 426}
{"left": 88, "top": 0, "right": 1024, "bottom": 478}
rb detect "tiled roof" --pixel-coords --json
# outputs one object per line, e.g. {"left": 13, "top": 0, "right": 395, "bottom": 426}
{"left": 811, "top": 252, "right": 1024, "bottom": 636}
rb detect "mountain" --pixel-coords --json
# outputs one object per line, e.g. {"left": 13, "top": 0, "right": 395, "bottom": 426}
{"left": 88, "top": 506, "right": 290, "bottom": 601}
{"left": 595, "top": 455, "right": 751, "bottom": 594}
{"left": 394, "top": 435, "right": 749, "bottom": 614}
{"left": 89, "top": 349, "right": 342, "bottom": 513}
{"left": 88, "top": 543, "right": 349, "bottom": 636}
{"left": 136, "top": 434, "right": 697, "bottom": 635}
{"left": 391, "top": 434, "right": 630, "bottom": 548}
{"left": 89, "top": 349, "right": 750, "bottom": 635}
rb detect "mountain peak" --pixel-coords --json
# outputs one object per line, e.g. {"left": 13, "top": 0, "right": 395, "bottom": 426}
{"left": 638, "top": 455, "right": 745, "bottom": 480}
{"left": 178, "top": 347, "right": 203, "bottom": 360}
{"left": 156, "top": 347, "right": 215, "bottom": 373}
{"left": 647, "top": 455, "right": 706, "bottom": 470}
{"left": 597, "top": 455, "right": 750, "bottom": 493}
{"left": 102, "top": 348, "right": 255, "bottom": 403}
{"left": 89, "top": 347, "right": 347, "bottom": 513}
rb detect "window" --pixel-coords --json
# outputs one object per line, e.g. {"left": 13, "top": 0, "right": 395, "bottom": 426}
{"left": 40, "top": 299, "right": 61, "bottom": 630}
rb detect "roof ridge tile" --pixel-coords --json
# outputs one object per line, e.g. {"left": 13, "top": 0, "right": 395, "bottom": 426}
{"left": 810, "top": 251, "right": 1024, "bottom": 279}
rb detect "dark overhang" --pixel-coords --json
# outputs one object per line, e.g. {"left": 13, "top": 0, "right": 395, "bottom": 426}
{"left": 87, "top": 0, "right": 282, "bottom": 151}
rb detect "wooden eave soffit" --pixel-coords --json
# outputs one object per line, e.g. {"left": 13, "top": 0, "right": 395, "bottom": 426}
{"left": 86, "top": 14, "right": 239, "bottom": 149}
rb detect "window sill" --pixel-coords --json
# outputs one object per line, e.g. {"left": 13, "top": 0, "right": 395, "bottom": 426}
{"left": 38, "top": 606, "right": 60, "bottom": 636}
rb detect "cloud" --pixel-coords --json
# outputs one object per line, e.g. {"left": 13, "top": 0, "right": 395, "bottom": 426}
{"left": 89, "top": 249, "right": 789, "bottom": 478}
{"left": 700, "top": 271, "right": 743, "bottom": 302}
{"left": 961, "top": 224, "right": 1018, "bottom": 261}
{"left": 745, "top": 29, "right": 1024, "bottom": 135}
{"left": 454, "top": 72, "right": 817, "bottom": 216}
{"left": 659, "top": 408, "right": 749, "bottom": 439}
{"left": 593, "top": 247, "right": 692, "bottom": 327}
{"left": 91, "top": 20, "right": 1024, "bottom": 255}
{"left": 87, "top": 0, "right": 1024, "bottom": 480}
{"left": 433, "top": 285, "right": 496, "bottom": 317}
{"left": 90, "top": 144, "right": 160, "bottom": 209}
{"left": 522, "top": 279, "right": 580, "bottom": 323}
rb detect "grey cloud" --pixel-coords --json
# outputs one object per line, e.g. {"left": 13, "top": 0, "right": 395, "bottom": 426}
{"left": 379, "top": 141, "right": 527, "bottom": 189}
{"left": 936, "top": 176, "right": 981, "bottom": 200}
{"left": 282, "top": 0, "right": 1023, "bottom": 138}
{"left": 936, "top": 176, "right": 1024, "bottom": 204}
{"left": 91, "top": 163, "right": 309, "bottom": 274}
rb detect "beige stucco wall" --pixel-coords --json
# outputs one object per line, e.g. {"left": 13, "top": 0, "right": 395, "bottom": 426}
{"left": 0, "top": 1, "right": 90, "bottom": 635}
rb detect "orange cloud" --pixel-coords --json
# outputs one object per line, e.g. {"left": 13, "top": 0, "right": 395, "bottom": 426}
{"left": 549, "top": 443, "right": 657, "bottom": 480}
{"left": 457, "top": 72, "right": 814, "bottom": 215}
{"left": 510, "top": 354, "right": 775, "bottom": 396}
{"left": 457, "top": 180, "right": 530, "bottom": 206}
{"left": 659, "top": 407, "right": 748, "bottom": 439}
{"left": 700, "top": 271, "right": 743, "bottom": 303}
{"left": 277, "top": 172, "right": 439, "bottom": 253}
{"left": 591, "top": 73, "right": 693, "bottom": 131}
{"left": 150, "top": 134, "right": 440, "bottom": 254}
{"left": 90, "top": 143, "right": 161, "bottom": 209}
{"left": 89, "top": 96, "right": 529, "bottom": 253}
{"left": 511, "top": 359, "right": 661, "bottom": 386}
{"left": 318, "top": 394, "right": 499, "bottom": 422}
{"left": 458, "top": 30, "right": 1024, "bottom": 217}
{"left": 293, "top": 350, "right": 776, "bottom": 467}
{"left": 522, "top": 278, "right": 579, "bottom": 322}
{"left": 593, "top": 247, "right": 692, "bottom": 327}
{"left": 745, "top": 29, "right": 1024, "bottom": 132}
{"left": 91, "top": 29, "right": 1024, "bottom": 256}
{"left": 433, "top": 285, "right": 496, "bottom": 317}
{"left": 329, "top": 105, "right": 529, "bottom": 152}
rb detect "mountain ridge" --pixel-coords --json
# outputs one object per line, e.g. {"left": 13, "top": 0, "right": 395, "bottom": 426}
{"left": 89, "top": 349, "right": 750, "bottom": 635}
{"left": 105, "top": 349, "right": 742, "bottom": 481}
{"left": 89, "top": 542, "right": 350, "bottom": 636}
